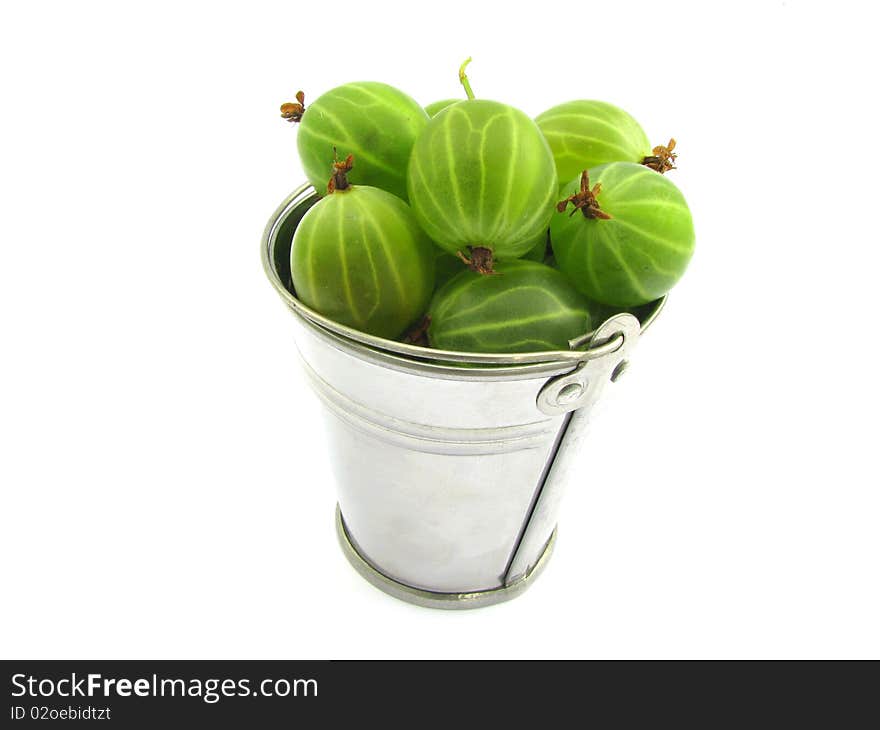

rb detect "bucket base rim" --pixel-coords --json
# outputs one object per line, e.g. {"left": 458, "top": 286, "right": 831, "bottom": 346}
{"left": 335, "top": 505, "right": 556, "bottom": 610}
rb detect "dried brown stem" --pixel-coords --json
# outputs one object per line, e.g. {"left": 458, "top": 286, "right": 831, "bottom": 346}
{"left": 556, "top": 171, "right": 611, "bottom": 220}
{"left": 280, "top": 91, "right": 306, "bottom": 123}
{"left": 456, "top": 246, "right": 497, "bottom": 275}
{"left": 402, "top": 315, "right": 431, "bottom": 347}
{"left": 643, "top": 138, "right": 677, "bottom": 173}
{"left": 327, "top": 148, "right": 354, "bottom": 194}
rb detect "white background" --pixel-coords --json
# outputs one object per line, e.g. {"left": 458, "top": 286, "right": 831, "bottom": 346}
{"left": 1, "top": 0, "right": 878, "bottom": 659}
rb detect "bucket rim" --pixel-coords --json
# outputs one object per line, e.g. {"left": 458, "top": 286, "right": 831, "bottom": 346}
{"left": 262, "top": 184, "right": 665, "bottom": 371}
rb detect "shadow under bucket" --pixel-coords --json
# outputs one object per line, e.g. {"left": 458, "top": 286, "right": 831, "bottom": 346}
{"left": 262, "top": 184, "right": 665, "bottom": 609}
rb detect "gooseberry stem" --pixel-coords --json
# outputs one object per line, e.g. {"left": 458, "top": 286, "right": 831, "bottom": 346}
{"left": 280, "top": 91, "right": 306, "bottom": 123}
{"left": 456, "top": 246, "right": 496, "bottom": 275}
{"left": 643, "top": 138, "right": 678, "bottom": 173}
{"left": 327, "top": 147, "right": 354, "bottom": 194}
{"left": 458, "top": 57, "right": 475, "bottom": 100}
{"left": 402, "top": 315, "right": 431, "bottom": 346}
{"left": 557, "top": 171, "right": 611, "bottom": 220}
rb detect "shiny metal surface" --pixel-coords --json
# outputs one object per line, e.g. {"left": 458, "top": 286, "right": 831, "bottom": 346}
{"left": 263, "top": 185, "right": 660, "bottom": 606}
{"left": 292, "top": 312, "right": 568, "bottom": 591}
{"left": 336, "top": 507, "right": 556, "bottom": 610}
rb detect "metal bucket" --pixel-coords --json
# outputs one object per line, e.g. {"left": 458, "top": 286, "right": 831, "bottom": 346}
{"left": 262, "top": 184, "right": 664, "bottom": 609}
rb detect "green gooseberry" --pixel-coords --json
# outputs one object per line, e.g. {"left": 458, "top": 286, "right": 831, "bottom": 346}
{"left": 535, "top": 100, "right": 653, "bottom": 184}
{"left": 428, "top": 260, "right": 590, "bottom": 353}
{"left": 290, "top": 156, "right": 435, "bottom": 339}
{"left": 550, "top": 162, "right": 695, "bottom": 307}
{"left": 406, "top": 60, "right": 557, "bottom": 273}
{"left": 407, "top": 99, "right": 557, "bottom": 272}
{"left": 294, "top": 82, "right": 428, "bottom": 201}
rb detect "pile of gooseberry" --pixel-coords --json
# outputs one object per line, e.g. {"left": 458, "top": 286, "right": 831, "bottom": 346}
{"left": 280, "top": 60, "right": 695, "bottom": 354}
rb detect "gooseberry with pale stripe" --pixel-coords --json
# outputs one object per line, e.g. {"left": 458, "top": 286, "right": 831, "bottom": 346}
{"left": 550, "top": 162, "right": 695, "bottom": 307}
{"left": 296, "top": 82, "right": 428, "bottom": 201}
{"left": 407, "top": 99, "right": 558, "bottom": 269}
{"left": 428, "top": 260, "right": 590, "bottom": 353}
{"left": 291, "top": 171, "right": 435, "bottom": 340}
{"left": 535, "top": 100, "right": 652, "bottom": 184}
